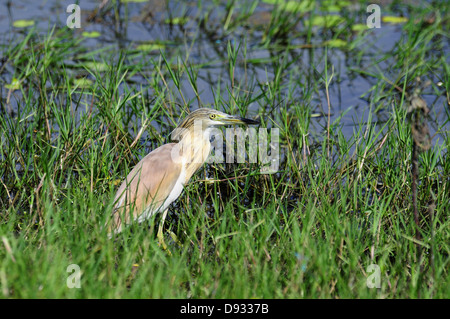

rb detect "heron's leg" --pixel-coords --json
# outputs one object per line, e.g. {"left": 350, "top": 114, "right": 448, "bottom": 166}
{"left": 157, "top": 209, "right": 182, "bottom": 251}
{"left": 157, "top": 209, "right": 169, "bottom": 251}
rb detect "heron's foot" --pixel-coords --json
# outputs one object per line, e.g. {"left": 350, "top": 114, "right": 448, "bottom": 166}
{"left": 168, "top": 230, "right": 182, "bottom": 247}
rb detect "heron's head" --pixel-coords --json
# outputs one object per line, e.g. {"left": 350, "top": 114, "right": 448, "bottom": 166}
{"left": 171, "top": 108, "right": 259, "bottom": 141}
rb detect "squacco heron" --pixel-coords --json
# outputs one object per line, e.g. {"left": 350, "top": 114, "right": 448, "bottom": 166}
{"left": 108, "top": 108, "right": 259, "bottom": 245}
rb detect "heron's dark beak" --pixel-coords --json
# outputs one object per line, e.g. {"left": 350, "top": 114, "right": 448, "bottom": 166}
{"left": 220, "top": 115, "right": 260, "bottom": 125}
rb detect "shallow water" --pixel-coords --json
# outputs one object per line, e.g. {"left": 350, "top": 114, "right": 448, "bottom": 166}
{"left": 1, "top": 0, "right": 448, "bottom": 146}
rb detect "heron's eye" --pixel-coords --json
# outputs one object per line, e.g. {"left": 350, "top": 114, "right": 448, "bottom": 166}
{"left": 210, "top": 114, "right": 217, "bottom": 120}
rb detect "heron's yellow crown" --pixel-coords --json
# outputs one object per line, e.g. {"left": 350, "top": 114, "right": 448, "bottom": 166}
{"left": 171, "top": 108, "right": 259, "bottom": 141}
